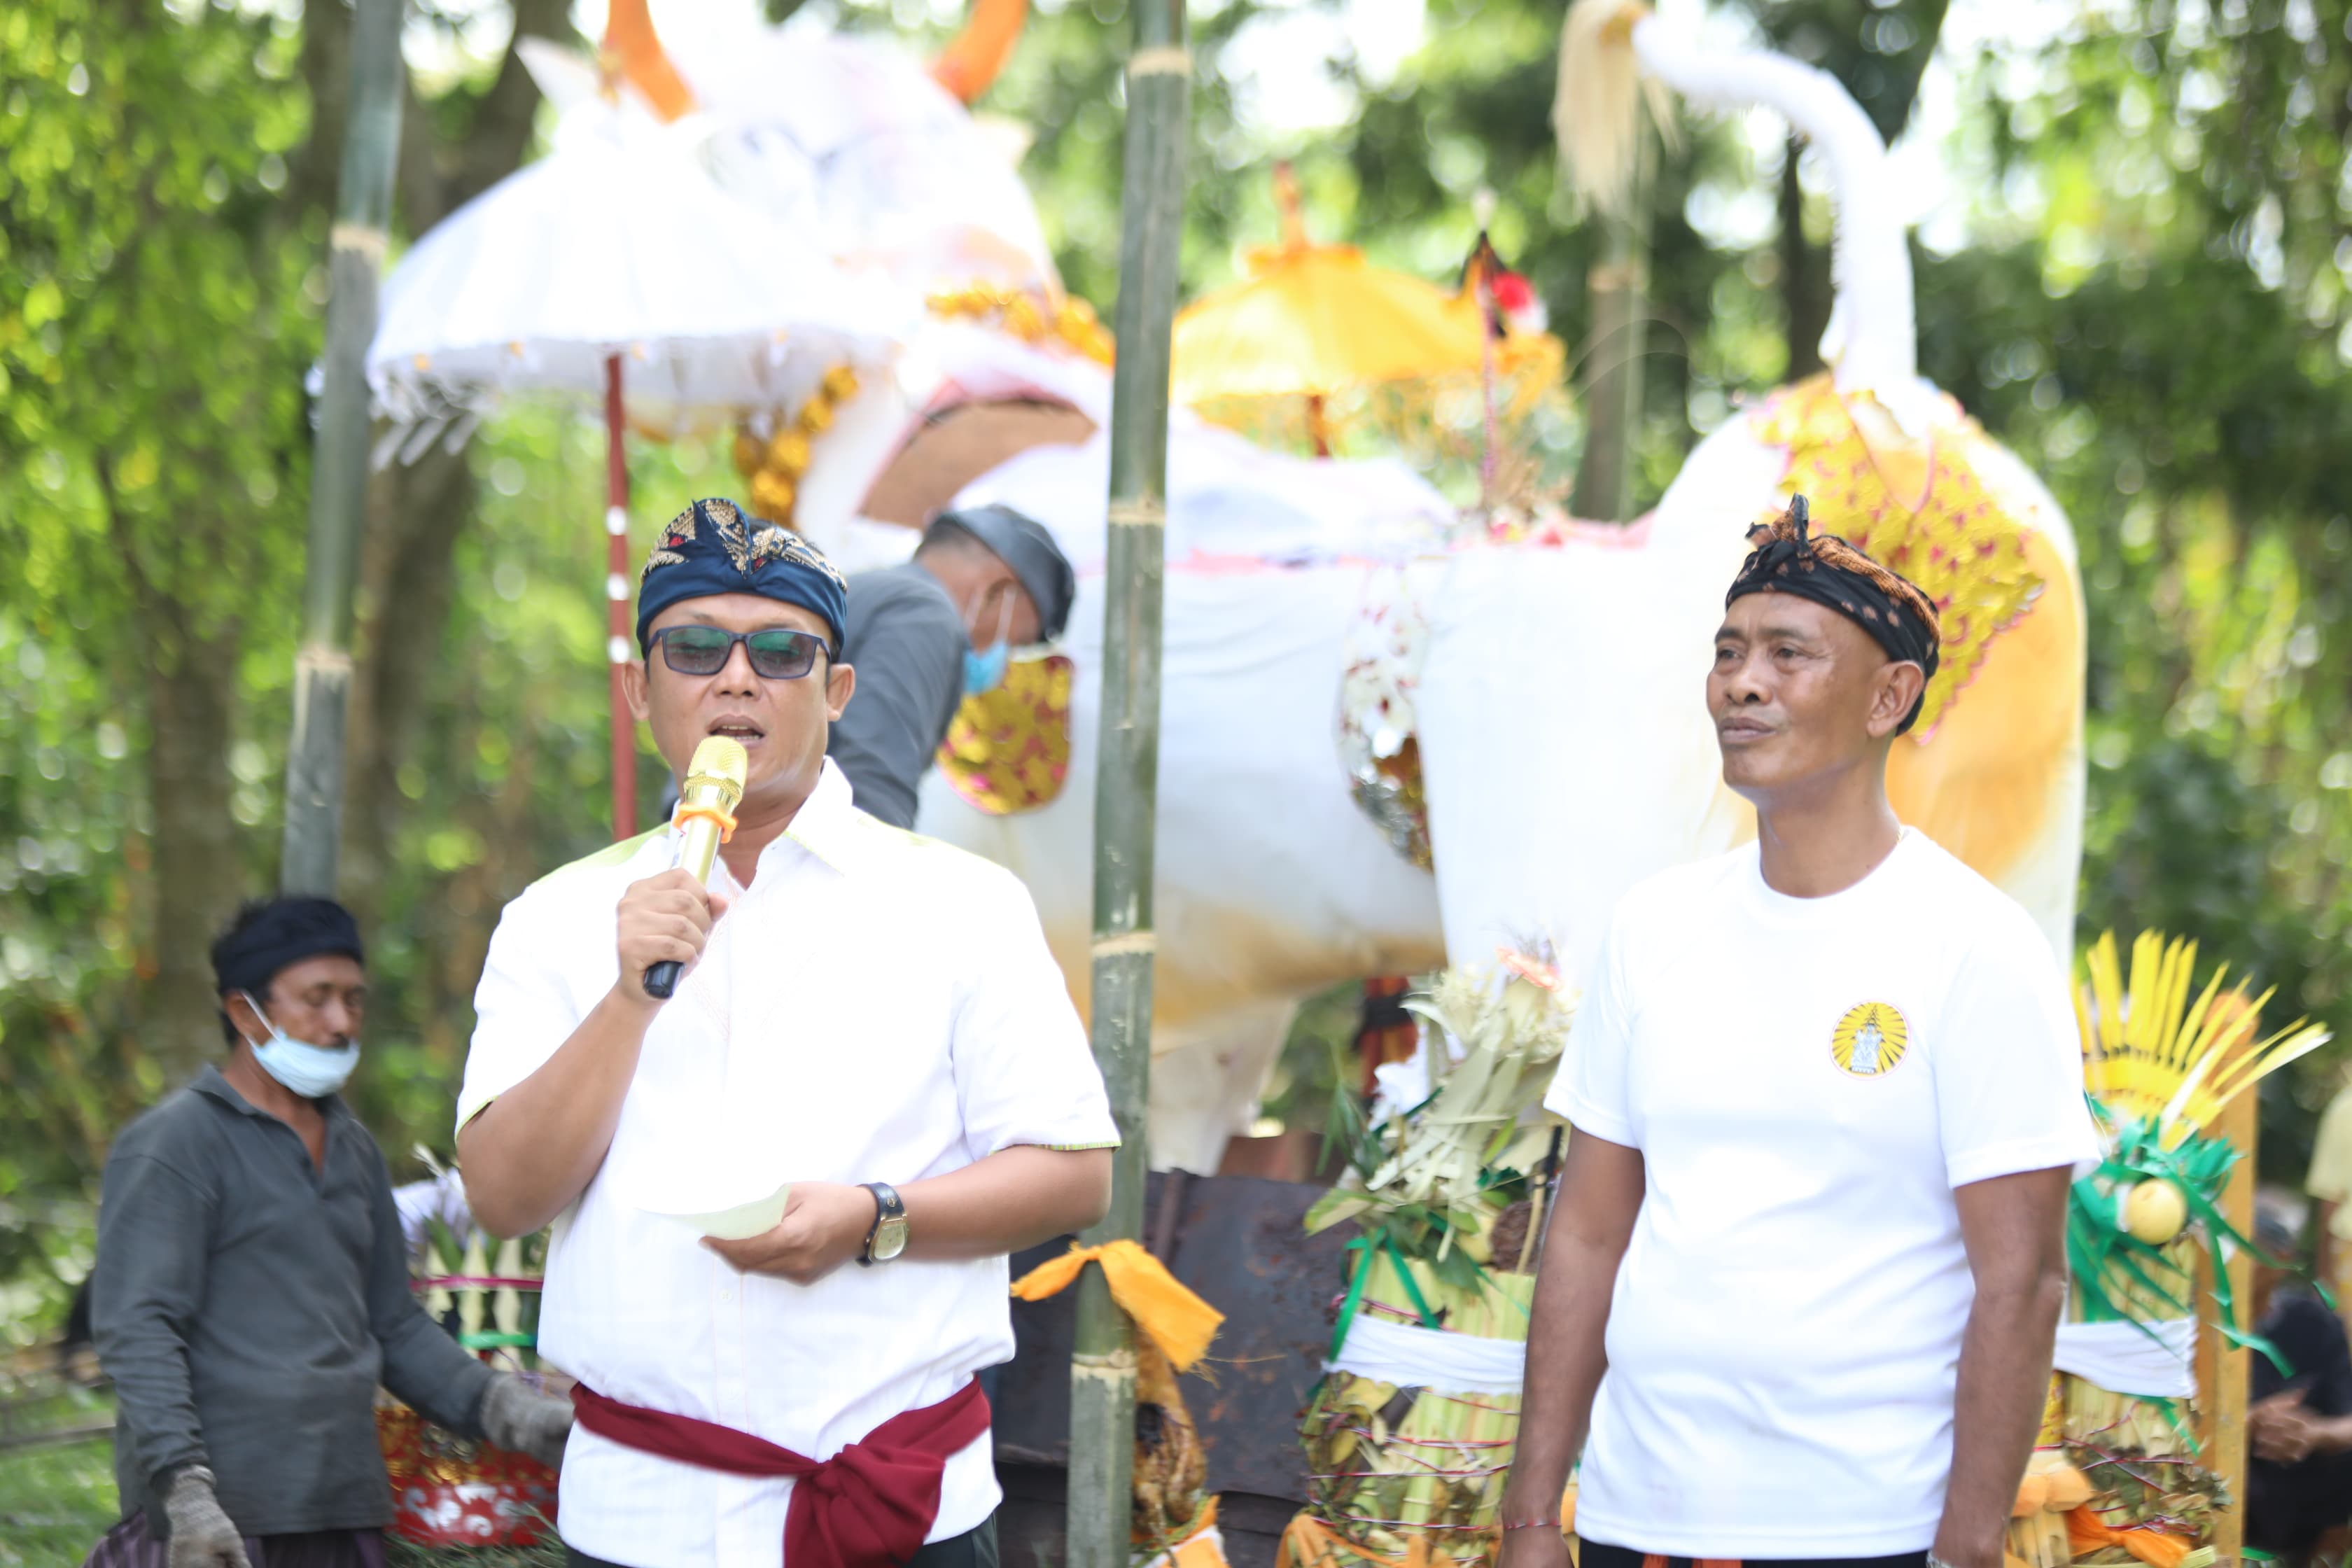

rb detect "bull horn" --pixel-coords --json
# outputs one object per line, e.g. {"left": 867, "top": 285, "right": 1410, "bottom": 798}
{"left": 601, "top": 0, "right": 696, "bottom": 123}
{"left": 930, "top": 0, "right": 1030, "bottom": 104}
{"left": 1554, "top": 0, "right": 1919, "bottom": 403}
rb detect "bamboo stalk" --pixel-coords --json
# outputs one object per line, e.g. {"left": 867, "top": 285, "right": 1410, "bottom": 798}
{"left": 2195, "top": 1088, "right": 2256, "bottom": 1562}
{"left": 1067, "top": 0, "right": 1189, "bottom": 1562}
{"left": 281, "top": 0, "right": 404, "bottom": 895}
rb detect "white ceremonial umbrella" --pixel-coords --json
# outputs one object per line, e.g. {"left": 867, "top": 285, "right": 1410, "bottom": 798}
{"left": 677, "top": 23, "right": 1058, "bottom": 296}
{"left": 368, "top": 104, "right": 911, "bottom": 840}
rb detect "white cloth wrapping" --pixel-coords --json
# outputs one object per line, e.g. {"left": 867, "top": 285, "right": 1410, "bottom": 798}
{"left": 2052, "top": 1317, "right": 2199, "bottom": 1399}
{"left": 1327, "top": 1313, "right": 1527, "bottom": 1395}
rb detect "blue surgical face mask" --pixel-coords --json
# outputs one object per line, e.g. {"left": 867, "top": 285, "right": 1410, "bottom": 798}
{"left": 962, "top": 641, "right": 1009, "bottom": 697}
{"left": 961, "top": 589, "right": 1014, "bottom": 697}
{"left": 239, "top": 991, "right": 361, "bottom": 1098}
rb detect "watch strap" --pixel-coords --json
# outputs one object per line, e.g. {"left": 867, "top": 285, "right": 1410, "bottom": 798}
{"left": 858, "top": 1182, "right": 906, "bottom": 1266}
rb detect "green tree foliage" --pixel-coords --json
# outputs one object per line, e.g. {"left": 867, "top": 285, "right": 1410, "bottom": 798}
{"left": 0, "top": 0, "right": 565, "bottom": 1316}
{"left": 0, "top": 0, "right": 317, "bottom": 1081}
{"left": 1912, "top": 0, "right": 2352, "bottom": 1169}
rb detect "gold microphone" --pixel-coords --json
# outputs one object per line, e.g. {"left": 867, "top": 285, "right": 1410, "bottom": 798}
{"left": 643, "top": 735, "right": 748, "bottom": 1000}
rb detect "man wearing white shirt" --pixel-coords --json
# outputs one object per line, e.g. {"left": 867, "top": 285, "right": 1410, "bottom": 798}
{"left": 1497, "top": 500, "right": 2096, "bottom": 1568}
{"left": 456, "top": 498, "right": 1117, "bottom": 1568}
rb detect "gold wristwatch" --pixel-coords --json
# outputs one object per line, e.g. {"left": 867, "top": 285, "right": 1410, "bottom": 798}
{"left": 858, "top": 1182, "right": 908, "bottom": 1266}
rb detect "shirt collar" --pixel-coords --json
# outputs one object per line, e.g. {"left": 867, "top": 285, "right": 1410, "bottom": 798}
{"left": 780, "top": 757, "right": 863, "bottom": 874}
{"left": 190, "top": 1060, "right": 352, "bottom": 1121}
{"left": 676, "top": 757, "right": 869, "bottom": 888}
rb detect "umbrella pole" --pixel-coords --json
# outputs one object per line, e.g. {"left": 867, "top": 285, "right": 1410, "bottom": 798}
{"left": 603, "top": 354, "right": 638, "bottom": 843}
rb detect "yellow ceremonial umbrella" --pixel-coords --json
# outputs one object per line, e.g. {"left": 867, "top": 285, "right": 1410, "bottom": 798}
{"left": 1170, "top": 168, "right": 1563, "bottom": 458}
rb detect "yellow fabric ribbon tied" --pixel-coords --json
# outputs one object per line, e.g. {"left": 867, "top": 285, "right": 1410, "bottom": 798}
{"left": 1009, "top": 1239, "right": 1224, "bottom": 1373}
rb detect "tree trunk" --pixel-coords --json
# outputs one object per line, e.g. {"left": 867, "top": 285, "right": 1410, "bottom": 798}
{"left": 339, "top": 445, "right": 477, "bottom": 925}
{"left": 1572, "top": 191, "right": 1651, "bottom": 523}
{"left": 94, "top": 455, "right": 245, "bottom": 1074}
{"left": 139, "top": 604, "right": 245, "bottom": 1074}
{"left": 1778, "top": 138, "right": 1832, "bottom": 382}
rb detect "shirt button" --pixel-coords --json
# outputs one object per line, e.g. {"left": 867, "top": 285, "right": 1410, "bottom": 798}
{"left": 718, "top": 1283, "right": 734, "bottom": 1302}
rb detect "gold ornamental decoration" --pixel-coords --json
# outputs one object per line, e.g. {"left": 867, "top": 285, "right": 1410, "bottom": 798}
{"left": 926, "top": 283, "right": 1116, "bottom": 365}
{"left": 934, "top": 654, "right": 1075, "bottom": 815}
{"left": 1754, "top": 374, "right": 2046, "bottom": 738}
{"left": 730, "top": 363, "right": 863, "bottom": 528}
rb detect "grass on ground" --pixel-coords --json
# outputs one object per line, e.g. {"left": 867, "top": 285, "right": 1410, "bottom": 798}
{"left": 0, "top": 1427, "right": 116, "bottom": 1567}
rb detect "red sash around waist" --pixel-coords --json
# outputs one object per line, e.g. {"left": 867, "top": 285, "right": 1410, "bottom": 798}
{"left": 570, "top": 1378, "right": 991, "bottom": 1568}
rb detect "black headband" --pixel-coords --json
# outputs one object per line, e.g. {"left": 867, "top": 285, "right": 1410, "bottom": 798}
{"left": 211, "top": 897, "right": 365, "bottom": 999}
{"left": 1726, "top": 496, "right": 1944, "bottom": 734}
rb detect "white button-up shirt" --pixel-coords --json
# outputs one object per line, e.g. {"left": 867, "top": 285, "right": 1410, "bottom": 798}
{"left": 457, "top": 760, "right": 1118, "bottom": 1568}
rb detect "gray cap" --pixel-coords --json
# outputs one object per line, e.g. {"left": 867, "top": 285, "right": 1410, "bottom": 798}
{"left": 934, "top": 503, "right": 1076, "bottom": 643}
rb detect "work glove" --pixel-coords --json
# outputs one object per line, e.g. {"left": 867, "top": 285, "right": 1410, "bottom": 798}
{"left": 161, "top": 1466, "right": 251, "bottom": 1568}
{"left": 480, "top": 1374, "right": 575, "bottom": 1469}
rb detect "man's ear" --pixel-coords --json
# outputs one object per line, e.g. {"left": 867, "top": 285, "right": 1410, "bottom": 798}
{"left": 1868, "top": 660, "right": 1928, "bottom": 739}
{"left": 826, "top": 659, "right": 857, "bottom": 722}
{"left": 622, "top": 655, "right": 650, "bottom": 722}
{"left": 222, "top": 990, "right": 263, "bottom": 1044}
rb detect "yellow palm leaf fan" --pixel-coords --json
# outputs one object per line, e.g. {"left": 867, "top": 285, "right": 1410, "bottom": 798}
{"left": 2076, "top": 930, "right": 2333, "bottom": 1147}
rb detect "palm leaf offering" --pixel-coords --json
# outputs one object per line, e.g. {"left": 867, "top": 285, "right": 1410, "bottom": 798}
{"left": 2065, "top": 931, "right": 2326, "bottom": 1343}
{"left": 2008, "top": 930, "right": 2330, "bottom": 1568}
{"left": 1282, "top": 950, "right": 1574, "bottom": 1568}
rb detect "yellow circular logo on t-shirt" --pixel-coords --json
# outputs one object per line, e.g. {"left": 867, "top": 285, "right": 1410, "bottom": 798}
{"left": 1830, "top": 1001, "right": 1910, "bottom": 1077}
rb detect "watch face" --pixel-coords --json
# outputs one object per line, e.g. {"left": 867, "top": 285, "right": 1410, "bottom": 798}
{"left": 873, "top": 1218, "right": 909, "bottom": 1262}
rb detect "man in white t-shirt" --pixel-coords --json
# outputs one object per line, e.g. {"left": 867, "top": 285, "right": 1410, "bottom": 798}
{"left": 454, "top": 498, "right": 1119, "bottom": 1568}
{"left": 1498, "top": 498, "right": 2096, "bottom": 1568}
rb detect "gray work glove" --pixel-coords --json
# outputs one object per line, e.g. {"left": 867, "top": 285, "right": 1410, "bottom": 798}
{"left": 161, "top": 1466, "right": 251, "bottom": 1568}
{"left": 479, "top": 1374, "right": 574, "bottom": 1470}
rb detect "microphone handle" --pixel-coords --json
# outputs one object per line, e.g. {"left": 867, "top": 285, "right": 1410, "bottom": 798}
{"left": 643, "top": 805, "right": 726, "bottom": 1002}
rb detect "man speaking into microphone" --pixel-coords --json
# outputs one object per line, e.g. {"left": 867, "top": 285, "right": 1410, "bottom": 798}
{"left": 454, "top": 497, "right": 1117, "bottom": 1568}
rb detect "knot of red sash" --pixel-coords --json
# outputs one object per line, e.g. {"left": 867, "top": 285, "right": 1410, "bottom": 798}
{"left": 571, "top": 1378, "right": 991, "bottom": 1568}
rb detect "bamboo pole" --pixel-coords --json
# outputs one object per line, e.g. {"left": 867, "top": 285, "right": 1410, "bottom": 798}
{"left": 1067, "top": 0, "right": 1189, "bottom": 1560}
{"left": 1569, "top": 141, "right": 1650, "bottom": 524}
{"left": 280, "top": 0, "right": 404, "bottom": 895}
{"left": 2194, "top": 1087, "right": 2257, "bottom": 1562}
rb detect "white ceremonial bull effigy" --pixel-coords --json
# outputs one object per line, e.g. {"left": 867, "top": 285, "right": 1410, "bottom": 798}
{"left": 776, "top": 8, "right": 2085, "bottom": 1175}
{"left": 475, "top": 0, "right": 2082, "bottom": 1180}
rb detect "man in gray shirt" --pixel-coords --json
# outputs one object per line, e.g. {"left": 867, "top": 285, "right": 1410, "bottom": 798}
{"left": 827, "top": 503, "right": 1074, "bottom": 829}
{"left": 88, "top": 897, "right": 571, "bottom": 1568}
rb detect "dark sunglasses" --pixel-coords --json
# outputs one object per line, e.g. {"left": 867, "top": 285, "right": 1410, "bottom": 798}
{"left": 649, "top": 625, "right": 834, "bottom": 681}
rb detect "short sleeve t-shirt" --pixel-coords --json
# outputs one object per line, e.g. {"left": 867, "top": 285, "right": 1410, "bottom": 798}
{"left": 2304, "top": 1086, "right": 2352, "bottom": 1242}
{"left": 1544, "top": 828, "right": 2098, "bottom": 1558}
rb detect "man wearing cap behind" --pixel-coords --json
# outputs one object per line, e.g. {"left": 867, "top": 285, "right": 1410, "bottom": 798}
{"left": 825, "top": 503, "right": 1075, "bottom": 829}
{"left": 1497, "top": 500, "right": 2097, "bottom": 1568}
{"left": 87, "top": 897, "right": 572, "bottom": 1568}
{"left": 454, "top": 498, "right": 1115, "bottom": 1568}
